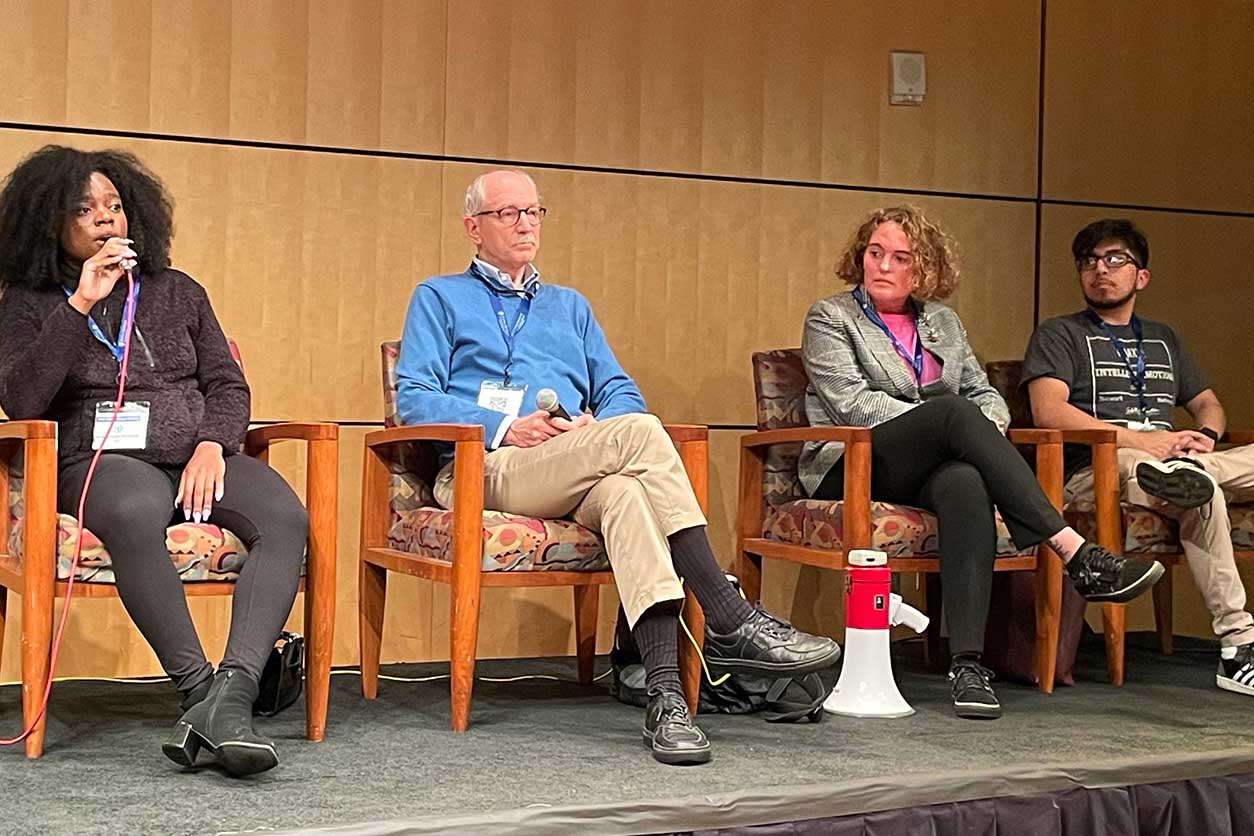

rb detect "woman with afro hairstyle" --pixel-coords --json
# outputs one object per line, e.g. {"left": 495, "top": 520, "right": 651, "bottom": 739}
{"left": 0, "top": 145, "right": 307, "bottom": 776}
{"left": 799, "top": 205, "right": 1164, "bottom": 720}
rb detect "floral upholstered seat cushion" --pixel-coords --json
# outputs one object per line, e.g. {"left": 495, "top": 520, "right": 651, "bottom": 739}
{"left": 1066, "top": 503, "right": 1254, "bottom": 554}
{"left": 388, "top": 506, "right": 609, "bottom": 571}
{"left": 387, "top": 469, "right": 610, "bottom": 572}
{"left": 7, "top": 477, "right": 251, "bottom": 582}
{"left": 764, "top": 498, "right": 1029, "bottom": 557}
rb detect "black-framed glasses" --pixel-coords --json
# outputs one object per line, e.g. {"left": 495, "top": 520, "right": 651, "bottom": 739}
{"left": 473, "top": 205, "right": 547, "bottom": 226}
{"left": 1078, "top": 250, "right": 1139, "bottom": 271}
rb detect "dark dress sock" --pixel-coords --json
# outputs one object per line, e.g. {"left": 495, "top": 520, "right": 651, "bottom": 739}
{"left": 631, "top": 601, "right": 683, "bottom": 696}
{"left": 667, "top": 526, "right": 755, "bottom": 634}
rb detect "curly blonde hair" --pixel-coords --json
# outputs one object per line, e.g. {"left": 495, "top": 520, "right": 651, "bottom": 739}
{"left": 835, "top": 206, "right": 960, "bottom": 301}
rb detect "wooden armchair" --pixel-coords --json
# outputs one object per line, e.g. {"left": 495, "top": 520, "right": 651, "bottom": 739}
{"left": 359, "top": 342, "right": 705, "bottom": 732}
{"left": 735, "top": 350, "right": 1065, "bottom": 691}
{"left": 0, "top": 408, "right": 337, "bottom": 759}
{"left": 992, "top": 360, "right": 1254, "bottom": 664}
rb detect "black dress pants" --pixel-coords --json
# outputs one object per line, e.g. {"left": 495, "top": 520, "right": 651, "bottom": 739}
{"left": 58, "top": 453, "right": 308, "bottom": 691}
{"left": 812, "top": 395, "right": 1066, "bottom": 656}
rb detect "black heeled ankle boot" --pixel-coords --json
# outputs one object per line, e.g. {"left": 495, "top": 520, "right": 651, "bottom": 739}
{"left": 163, "top": 669, "right": 278, "bottom": 776}
{"left": 161, "top": 676, "right": 214, "bottom": 766}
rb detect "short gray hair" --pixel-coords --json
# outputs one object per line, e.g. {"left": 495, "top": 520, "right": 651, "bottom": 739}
{"left": 463, "top": 170, "right": 540, "bottom": 218}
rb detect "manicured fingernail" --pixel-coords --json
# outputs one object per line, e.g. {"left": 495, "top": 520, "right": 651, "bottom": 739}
{"left": 183, "top": 508, "right": 191, "bottom": 521}
{"left": 193, "top": 511, "right": 201, "bottom": 524}
{"left": 202, "top": 510, "right": 211, "bottom": 522}
{"left": 215, "top": 488, "right": 223, "bottom": 501}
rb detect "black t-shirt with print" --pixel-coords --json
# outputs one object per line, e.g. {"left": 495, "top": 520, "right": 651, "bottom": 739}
{"left": 1022, "top": 310, "right": 1209, "bottom": 477}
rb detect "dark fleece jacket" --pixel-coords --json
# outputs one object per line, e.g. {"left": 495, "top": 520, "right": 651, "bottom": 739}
{"left": 0, "top": 268, "right": 250, "bottom": 469}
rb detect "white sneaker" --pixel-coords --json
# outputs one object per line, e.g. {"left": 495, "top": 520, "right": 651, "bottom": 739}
{"left": 1135, "top": 457, "right": 1217, "bottom": 509}
{"left": 1217, "top": 643, "right": 1254, "bottom": 696}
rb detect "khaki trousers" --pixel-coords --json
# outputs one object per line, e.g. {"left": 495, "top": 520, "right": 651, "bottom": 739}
{"left": 1064, "top": 444, "right": 1254, "bottom": 647}
{"left": 434, "top": 413, "right": 706, "bottom": 626}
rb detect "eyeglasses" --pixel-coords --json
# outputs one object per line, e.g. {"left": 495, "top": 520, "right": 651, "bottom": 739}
{"left": 473, "top": 205, "right": 547, "bottom": 226}
{"left": 1078, "top": 251, "right": 1139, "bottom": 271}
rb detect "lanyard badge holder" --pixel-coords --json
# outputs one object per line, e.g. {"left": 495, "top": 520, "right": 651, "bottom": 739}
{"left": 65, "top": 280, "right": 151, "bottom": 449}
{"left": 853, "top": 286, "right": 925, "bottom": 384}
{"left": 478, "top": 291, "right": 530, "bottom": 417}
{"left": 1087, "top": 311, "right": 1152, "bottom": 431}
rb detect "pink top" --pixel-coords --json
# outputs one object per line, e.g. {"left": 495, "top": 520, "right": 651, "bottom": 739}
{"left": 879, "top": 312, "right": 943, "bottom": 385}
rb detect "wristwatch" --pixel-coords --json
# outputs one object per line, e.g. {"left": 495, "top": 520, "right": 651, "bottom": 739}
{"left": 1198, "top": 427, "right": 1220, "bottom": 443}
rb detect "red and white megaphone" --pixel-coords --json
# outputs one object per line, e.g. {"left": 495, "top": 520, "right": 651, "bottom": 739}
{"left": 823, "top": 549, "right": 929, "bottom": 718}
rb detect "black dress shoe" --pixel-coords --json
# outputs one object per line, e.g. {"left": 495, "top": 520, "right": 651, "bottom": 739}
{"left": 704, "top": 605, "right": 842, "bottom": 676}
{"left": 163, "top": 669, "right": 278, "bottom": 777}
{"left": 642, "top": 690, "right": 711, "bottom": 765}
{"left": 1068, "top": 542, "right": 1164, "bottom": 604}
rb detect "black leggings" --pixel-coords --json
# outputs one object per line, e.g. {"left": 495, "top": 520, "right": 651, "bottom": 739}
{"left": 58, "top": 453, "right": 308, "bottom": 692}
{"left": 812, "top": 395, "right": 1067, "bottom": 656}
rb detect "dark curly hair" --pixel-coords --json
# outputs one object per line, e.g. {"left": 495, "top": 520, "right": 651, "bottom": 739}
{"left": 0, "top": 145, "right": 174, "bottom": 289}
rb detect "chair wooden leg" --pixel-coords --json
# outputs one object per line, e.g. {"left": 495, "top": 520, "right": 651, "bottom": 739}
{"left": 1034, "top": 547, "right": 1063, "bottom": 694}
{"left": 359, "top": 560, "right": 387, "bottom": 700}
{"left": 0, "top": 588, "right": 7, "bottom": 673}
{"left": 1102, "top": 603, "right": 1126, "bottom": 685}
{"left": 572, "top": 585, "right": 598, "bottom": 686}
{"left": 1153, "top": 565, "right": 1174, "bottom": 655}
{"left": 303, "top": 435, "right": 337, "bottom": 742}
{"left": 923, "top": 573, "right": 944, "bottom": 671}
{"left": 303, "top": 573, "right": 333, "bottom": 743}
{"left": 22, "top": 579, "right": 53, "bottom": 759}
{"left": 679, "top": 587, "right": 705, "bottom": 714}
{"left": 449, "top": 571, "right": 483, "bottom": 733}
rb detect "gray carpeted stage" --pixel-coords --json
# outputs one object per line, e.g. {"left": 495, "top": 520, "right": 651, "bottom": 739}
{"left": 2, "top": 634, "right": 1252, "bottom": 836}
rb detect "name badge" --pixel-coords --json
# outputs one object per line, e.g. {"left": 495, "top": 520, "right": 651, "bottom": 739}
{"left": 93, "top": 401, "right": 150, "bottom": 450}
{"left": 477, "top": 381, "right": 525, "bottom": 419}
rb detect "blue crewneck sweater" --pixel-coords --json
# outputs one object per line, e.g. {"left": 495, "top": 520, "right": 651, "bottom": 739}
{"left": 395, "top": 263, "right": 646, "bottom": 446}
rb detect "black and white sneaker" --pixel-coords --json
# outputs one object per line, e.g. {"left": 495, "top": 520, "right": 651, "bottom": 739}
{"left": 948, "top": 659, "right": 1001, "bottom": 720}
{"left": 1135, "top": 457, "right": 1216, "bottom": 510}
{"left": 1067, "top": 542, "right": 1164, "bottom": 603}
{"left": 1218, "top": 643, "right": 1254, "bottom": 697}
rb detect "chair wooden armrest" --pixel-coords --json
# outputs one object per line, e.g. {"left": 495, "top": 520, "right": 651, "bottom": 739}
{"left": 662, "top": 424, "right": 707, "bottom": 444}
{"left": 1058, "top": 428, "right": 1118, "bottom": 445}
{"left": 365, "top": 423, "right": 485, "bottom": 448}
{"left": 0, "top": 419, "right": 58, "bottom": 442}
{"left": 741, "top": 426, "right": 872, "bottom": 448}
{"left": 1224, "top": 430, "right": 1254, "bottom": 445}
{"left": 244, "top": 421, "right": 338, "bottom": 453}
{"left": 1007, "top": 428, "right": 1063, "bottom": 445}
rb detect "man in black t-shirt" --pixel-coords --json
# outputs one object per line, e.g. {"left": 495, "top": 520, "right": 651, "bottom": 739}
{"left": 1023, "top": 219, "right": 1254, "bottom": 698}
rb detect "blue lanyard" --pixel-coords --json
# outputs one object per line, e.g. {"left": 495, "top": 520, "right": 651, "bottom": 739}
{"left": 853, "top": 286, "right": 924, "bottom": 383}
{"left": 487, "top": 292, "right": 530, "bottom": 386}
{"left": 1087, "top": 310, "right": 1147, "bottom": 416}
{"left": 63, "top": 278, "right": 140, "bottom": 365}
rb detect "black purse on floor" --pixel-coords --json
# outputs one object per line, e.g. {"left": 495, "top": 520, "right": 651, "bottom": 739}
{"left": 253, "top": 631, "right": 304, "bottom": 717}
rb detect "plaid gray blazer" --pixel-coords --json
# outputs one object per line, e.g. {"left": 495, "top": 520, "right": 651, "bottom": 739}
{"left": 798, "top": 290, "right": 1010, "bottom": 496}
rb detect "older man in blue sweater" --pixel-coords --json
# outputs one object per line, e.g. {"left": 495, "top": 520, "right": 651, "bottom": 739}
{"left": 396, "top": 170, "right": 840, "bottom": 764}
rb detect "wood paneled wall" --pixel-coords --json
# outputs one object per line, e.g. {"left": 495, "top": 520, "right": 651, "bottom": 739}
{"left": 2, "top": 0, "right": 1252, "bottom": 682}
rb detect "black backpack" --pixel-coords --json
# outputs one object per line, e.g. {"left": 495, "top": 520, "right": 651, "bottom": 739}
{"left": 608, "top": 604, "right": 826, "bottom": 724}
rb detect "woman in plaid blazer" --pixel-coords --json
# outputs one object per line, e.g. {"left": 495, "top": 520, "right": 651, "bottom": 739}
{"left": 801, "top": 206, "right": 1164, "bottom": 719}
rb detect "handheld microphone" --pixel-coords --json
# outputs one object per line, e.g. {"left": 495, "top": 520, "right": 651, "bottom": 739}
{"left": 535, "top": 388, "right": 572, "bottom": 421}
